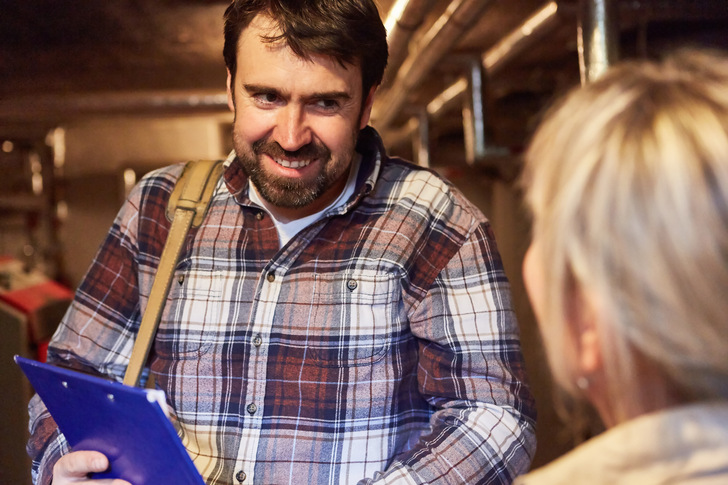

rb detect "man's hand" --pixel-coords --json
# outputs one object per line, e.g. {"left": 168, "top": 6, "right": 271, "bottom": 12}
{"left": 52, "top": 450, "right": 131, "bottom": 484}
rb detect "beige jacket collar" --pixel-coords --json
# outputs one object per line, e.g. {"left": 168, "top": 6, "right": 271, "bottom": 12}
{"left": 516, "top": 402, "right": 728, "bottom": 485}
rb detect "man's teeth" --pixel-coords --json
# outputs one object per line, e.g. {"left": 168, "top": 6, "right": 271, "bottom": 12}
{"left": 275, "top": 158, "right": 312, "bottom": 169}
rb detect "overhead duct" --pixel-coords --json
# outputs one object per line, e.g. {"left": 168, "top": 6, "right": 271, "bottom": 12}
{"left": 373, "top": 0, "right": 497, "bottom": 130}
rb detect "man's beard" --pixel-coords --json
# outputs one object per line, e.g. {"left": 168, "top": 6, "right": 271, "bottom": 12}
{"left": 233, "top": 132, "right": 352, "bottom": 209}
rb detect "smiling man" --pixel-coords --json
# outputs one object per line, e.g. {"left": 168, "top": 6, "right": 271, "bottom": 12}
{"left": 229, "top": 13, "right": 371, "bottom": 221}
{"left": 28, "top": 1, "right": 536, "bottom": 484}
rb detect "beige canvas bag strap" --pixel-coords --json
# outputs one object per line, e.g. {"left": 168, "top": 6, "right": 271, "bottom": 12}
{"left": 123, "top": 159, "right": 225, "bottom": 387}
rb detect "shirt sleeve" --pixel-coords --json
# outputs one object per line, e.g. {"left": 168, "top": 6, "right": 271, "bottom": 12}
{"left": 362, "top": 220, "right": 537, "bottom": 485}
{"left": 27, "top": 394, "right": 69, "bottom": 485}
{"left": 26, "top": 177, "right": 151, "bottom": 483}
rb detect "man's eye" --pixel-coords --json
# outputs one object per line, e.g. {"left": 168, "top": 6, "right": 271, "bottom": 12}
{"left": 316, "top": 99, "right": 340, "bottom": 110}
{"left": 254, "top": 93, "right": 279, "bottom": 104}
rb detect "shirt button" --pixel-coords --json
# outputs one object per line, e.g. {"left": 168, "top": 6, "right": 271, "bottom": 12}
{"left": 247, "top": 403, "right": 257, "bottom": 415}
{"left": 347, "top": 279, "right": 358, "bottom": 291}
{"left": 253, "top": 335, "right": 263, "bottom": 347}
{"left": 235, "top": 470, "right": 246, "bottom": 482}
{"left": 267, "top": 272, "right": 275, "bottom": 282}
{"left": 177, "top": 274, "right": 185, "bottom": 285}
{"left": 256, "top": 211, "right": 264, "bottom": 220}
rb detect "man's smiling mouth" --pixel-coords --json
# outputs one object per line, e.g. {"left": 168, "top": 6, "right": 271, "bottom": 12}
{"left": 275, "top": 158, "right": 313, "bottom": 169}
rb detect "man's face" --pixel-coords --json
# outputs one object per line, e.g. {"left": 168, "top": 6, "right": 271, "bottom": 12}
{"left": 227, "top": 14, "right": 375, "bottom": 220}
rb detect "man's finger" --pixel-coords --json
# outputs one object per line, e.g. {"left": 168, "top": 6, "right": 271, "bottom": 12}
{"left": 52, "top": 450, "right": 131, "bottom": 484}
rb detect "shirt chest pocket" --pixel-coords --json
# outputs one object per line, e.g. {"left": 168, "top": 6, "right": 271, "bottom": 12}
{"left": 305, "top": 270, "right": 400, "bottom": 367}
{"left": 155, "top": 270, "right": 224, "bottom": 358}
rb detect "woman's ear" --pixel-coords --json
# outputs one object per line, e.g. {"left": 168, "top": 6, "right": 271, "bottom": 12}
{"left": 569, "top": 289, "right": 604, "bottom": 378}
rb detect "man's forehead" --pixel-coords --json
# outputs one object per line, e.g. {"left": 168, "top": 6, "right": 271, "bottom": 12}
{"left": 237, "top": 13, "right": 361, "bottom": 73}
{"left": 247, "top": 13, "right": 280, "bottom": 41}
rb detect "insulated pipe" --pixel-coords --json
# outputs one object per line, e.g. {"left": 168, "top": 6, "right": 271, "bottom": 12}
{"left": 373, "top": 0, "right": 496, "bottom": 129}
{"left": 483, "top": 1, "right": 561, "bottom": 75}
{"left": 382, "top": 2, "right": 561, "bottom": 152}
{"left": 382, "top": 0, "right": 434, "bottom": 88}
{"left": 432, "top": 2, "right": 562, "bottom": 118}
{"left": 577, "top": 0, "right": 619, "bottom": 84}
{"left": 0, "top": 90, "right": 229, "bottom": 122}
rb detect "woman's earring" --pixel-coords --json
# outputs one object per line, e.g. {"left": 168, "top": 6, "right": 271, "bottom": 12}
{"left": 576, "top": 376, "right": 590, "bottom": 391}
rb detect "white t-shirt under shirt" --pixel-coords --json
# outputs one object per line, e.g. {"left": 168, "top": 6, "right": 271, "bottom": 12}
{"left": 248, "top": 153, "right": 361, "bottom": 248}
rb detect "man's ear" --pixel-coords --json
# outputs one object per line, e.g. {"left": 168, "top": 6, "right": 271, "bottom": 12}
{"left": 226, "top": 69, "right": 235, "bottom": 112}
{"left": 359, "top": 86, "right": 377, "bottom": 129}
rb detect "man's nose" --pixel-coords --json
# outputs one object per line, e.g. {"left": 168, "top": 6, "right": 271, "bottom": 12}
{"left": 274, "top": 104, "right": 312, "bottom": 152}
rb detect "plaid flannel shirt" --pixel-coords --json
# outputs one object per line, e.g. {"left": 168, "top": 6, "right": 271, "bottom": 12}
{"left": 29, "top": 127, "right": 536, "bottom": 484}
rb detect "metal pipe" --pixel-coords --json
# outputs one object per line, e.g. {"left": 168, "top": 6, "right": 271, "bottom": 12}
{"left": 577, "top": 0, "right": 619, "bottom": 84}
{"left": 373, "top": 0, "right": 496, "bottom": 129}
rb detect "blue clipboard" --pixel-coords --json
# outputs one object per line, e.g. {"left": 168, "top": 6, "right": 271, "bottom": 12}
{"left": 15, "top": 355, "right": 205, "bottom": 485}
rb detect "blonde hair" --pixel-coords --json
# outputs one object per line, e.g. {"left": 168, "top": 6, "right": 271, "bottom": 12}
{"left": 522, "top": 49, "right": 728, "bottom": 423}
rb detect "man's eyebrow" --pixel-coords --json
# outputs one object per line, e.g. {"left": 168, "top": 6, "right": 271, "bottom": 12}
{"left": 243, "top": 83, "right": 281, "bottom": 95}
{"left": 304, "top": 90, "right": 352, "bottom": 102}
{"left": 243, "top": 84, "right": 351, "bottom": 102}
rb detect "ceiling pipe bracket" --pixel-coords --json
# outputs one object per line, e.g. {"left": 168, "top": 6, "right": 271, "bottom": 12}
{"left": 412, "top": 109, "right": 431, "bottom": 168}
{"left": 462, "top": 56, "right": 509, "bottom": 166}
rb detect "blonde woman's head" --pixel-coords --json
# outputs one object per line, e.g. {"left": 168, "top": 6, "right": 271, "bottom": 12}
{"left": 522, "top": 49, "right": 728, "bottom": 425}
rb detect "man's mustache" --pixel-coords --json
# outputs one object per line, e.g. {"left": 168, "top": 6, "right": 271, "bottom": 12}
{"left": 252, "top": 138, "right": 330, "bottom": 161}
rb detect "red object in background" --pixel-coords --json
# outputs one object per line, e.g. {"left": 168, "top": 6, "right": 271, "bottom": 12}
{"left": 0, "top": 257, "right": 73, "bottom": 362}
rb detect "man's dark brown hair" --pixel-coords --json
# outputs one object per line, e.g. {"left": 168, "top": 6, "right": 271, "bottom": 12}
{"left": 223, "top": 0, "right": 389, "bottom": 105}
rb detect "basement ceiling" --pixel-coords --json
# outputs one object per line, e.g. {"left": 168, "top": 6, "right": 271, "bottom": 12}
{"left": 2, "top": 0, "right": 728, "bottom": 164}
